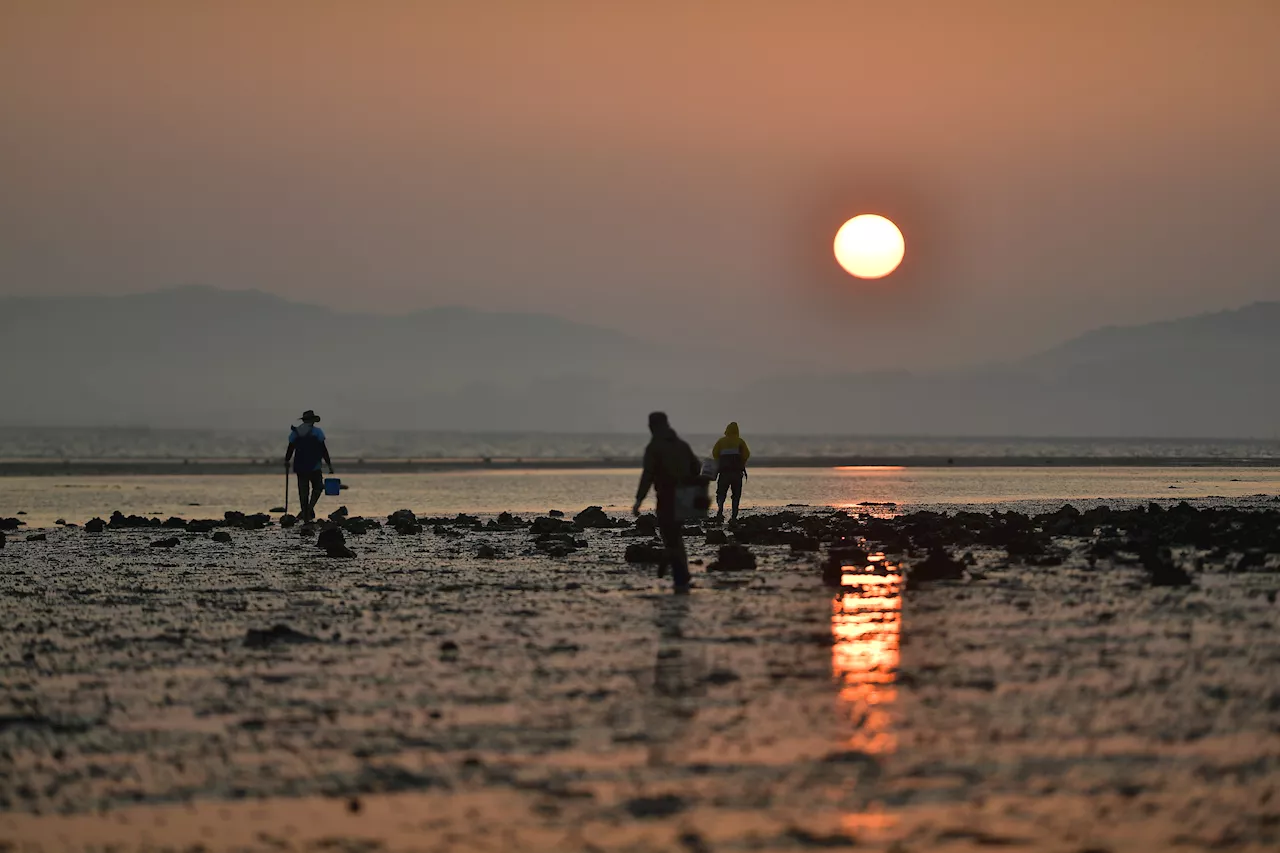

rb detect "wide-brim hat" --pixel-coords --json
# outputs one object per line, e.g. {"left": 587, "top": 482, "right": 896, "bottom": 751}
{"left": 300, "top": 410, "right": 321, "bottom": 423}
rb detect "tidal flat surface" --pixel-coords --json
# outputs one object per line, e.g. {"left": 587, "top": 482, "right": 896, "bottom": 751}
{"left": 1, "top": 505, "right": 1278, "bottom": 851}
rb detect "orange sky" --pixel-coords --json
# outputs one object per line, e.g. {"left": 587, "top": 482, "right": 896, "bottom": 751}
{"left": 3, "top": 0, "right": 1278, "bottom": 369}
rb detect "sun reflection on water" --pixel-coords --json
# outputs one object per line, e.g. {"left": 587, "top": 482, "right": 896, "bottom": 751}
{"left": 832, "top": 556, "right": 903, "bottom": 840}
{"left": 831, "top": 567, "right": 902, "bottom": 755}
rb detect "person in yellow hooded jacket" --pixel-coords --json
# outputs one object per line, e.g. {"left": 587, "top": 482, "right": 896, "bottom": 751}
{"left": 710, "top": 422, "right": 750, "bottom": 523}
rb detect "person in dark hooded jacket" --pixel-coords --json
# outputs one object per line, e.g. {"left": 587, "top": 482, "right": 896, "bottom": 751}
{"left": 633, "top": 411, "right": 701, "bottom": 592}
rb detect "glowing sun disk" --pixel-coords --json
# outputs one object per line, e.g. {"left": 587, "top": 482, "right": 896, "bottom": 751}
{"left": 833, "top": 214, "right": 905, "bottom": 279}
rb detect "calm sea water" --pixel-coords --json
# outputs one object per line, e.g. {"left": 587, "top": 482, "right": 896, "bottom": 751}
{"left": 2, "top": 427, "right": 1279, "bottom": 461}
{"left": 6, "top": 467, "right": 1279, "bottom": 529}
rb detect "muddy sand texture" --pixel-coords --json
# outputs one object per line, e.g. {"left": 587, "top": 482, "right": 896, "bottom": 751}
{"left": 1, "top": 503, "right": 1278, "bottom": 851}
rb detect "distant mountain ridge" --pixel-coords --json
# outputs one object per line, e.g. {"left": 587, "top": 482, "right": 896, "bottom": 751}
{"left": 3, "top": 288, "right": 1277, "bottom": 437}
{"left": 0, "top": 286, "right": 684, "bottom": 430}
{"left": 1021, "top": 301, "right": 1280, "bottom": 374}
{"left": 734, "top": 301, "right": 1280, "bottom": 438}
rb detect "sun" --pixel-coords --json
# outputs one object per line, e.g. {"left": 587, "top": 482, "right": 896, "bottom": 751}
{"left": 833, "top": 214, "right": 905, "bottom": 279}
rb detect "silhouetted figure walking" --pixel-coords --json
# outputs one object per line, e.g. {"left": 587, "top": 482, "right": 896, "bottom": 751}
{"left": 285, "top": 410, "right": 333, "bottom": 522}
{"left": 711, "top": 421, "right": 751, "bottom": 524}
{"left": 633, "top": 412, "right": 701, "bottom": 593}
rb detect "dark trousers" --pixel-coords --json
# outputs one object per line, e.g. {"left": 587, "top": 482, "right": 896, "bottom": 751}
{"left": 296, "top": 470, "right": 324, "bottom": 519}
{"left": 656, "top": 490, "right": 690, "bottom": 588}
{"left": 716, "top": 471, "right": 744, "bottom": 517}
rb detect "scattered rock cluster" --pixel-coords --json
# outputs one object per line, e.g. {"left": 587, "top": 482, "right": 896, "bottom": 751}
{"left": 54, "top": 500, "right": 1280, "bottom": 593}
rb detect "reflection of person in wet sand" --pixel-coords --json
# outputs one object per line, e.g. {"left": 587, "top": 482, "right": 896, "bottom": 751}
{"left": 644, "top": 596, "right": 704, "bottom": 767}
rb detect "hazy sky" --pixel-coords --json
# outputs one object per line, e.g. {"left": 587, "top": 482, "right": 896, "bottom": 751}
{"left": 3, "top": 0, "right": 1278, "bottom": 371}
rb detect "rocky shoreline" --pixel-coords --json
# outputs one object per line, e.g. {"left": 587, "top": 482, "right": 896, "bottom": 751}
{"left": 7, "top": 498, "right": 1280, "bottom": 586}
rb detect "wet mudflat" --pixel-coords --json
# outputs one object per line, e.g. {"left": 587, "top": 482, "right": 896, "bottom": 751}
{"left": 1, "top": 502, "right": 1278, "bottom": 852}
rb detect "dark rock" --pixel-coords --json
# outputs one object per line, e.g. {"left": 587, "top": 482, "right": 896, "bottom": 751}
{"left": 54, "top": 519, "right": 66, "bottom": 526}
{"left": 708, "top": 543, "right": 756, "bottom": 572}
{"left": 108, "top": 511, "right": 159, "bottom": 529}
{"left": 531, "top": 516, "right": 575, "bottom": 536}
{"left": 149, "top": 537, "right": 181, "bottom": 549}
{"left": 828, "top": 545, "right": 869, "bottom": 566}
{"left": 243, "top": 624, "right": 319, "bottom": 649}
{"left": 279, "top": 514, "right": 299, "bottom": 528}
{"left": 548, "top": 509, "right": 565, "bottom": 517}
{"left": 789, "top": 535, "right": 821, "bottom": 553}
{"left": 573, "top": 506, "right": 613, "bottom": 528}
{"left": 342, "top": 517, "right": 381, "bottom": 535}
{"left": 440, "top": 640, "right": 460, "bottom": 658}
{"left": 161, "top": 516, "right": 188, "bottom": 529}
{"left": 1234, "top": 550, "right": 1268, "bottom": 572}
{"left": 84, "top": 518, "right": 106, "bottom": 533}
{"left": 705, "top": 529, "right": 728, "bottom": 545}
{"left": 327, "top": 506, "right": 349, "bottom": 522}
{"left": 623, "top": 794, "right": 686, "bottom": 819}
{"left": 211, "top": 531, "right": 233, "bottom": 543}
{"left": 908, "top": 548, "right": 965, "bottom": 586}
{"left": 269, "top": 506, "right": 287, "bottom": 513}
{"left": 186, "top": 520, "right": 218, "bottom": 534}
{"left": 476, "top": 544, "right": 498, "bottom": 559}
{"left": 1142, "top": 546, "right": 1192, "bottom": 587}
{"left": 317, "top": 527, "right": 345, "bottom": 549}
{"left": 25, "top": 533, "right": 46, "bottom": 542}
{"left": 634, "top": 514, "right": 658, "bottom": 536}
{"left": 238, "top": 513, "right": 271, "bottom": 531}
{"left": 535, "top": 533, "right": 580, "bottom": 558}
{"left": 704, "top": 668, "right": 741, "bottom": 685}
{"left": 784, "top": 827, "right": 857, "bottom": 848}
{"left": 625, "top": 542, "right": 665, "bottom": 564}
{"left": 224, "top": 511, "right": 245, "bottom": 524}
{"left": 678, "top": 831, "right": 711, "bottom": 853}
{"left": 388, "top": 509, "right": 422, "bottom": 535}
{"left": 0, "top": 518, "right": 25, "bottom": 530}
{"left": 0, "top": 531, "right": 4, "bottom": 548}
{"left": 317, "top": 526, "right": 355, "bottom": 557}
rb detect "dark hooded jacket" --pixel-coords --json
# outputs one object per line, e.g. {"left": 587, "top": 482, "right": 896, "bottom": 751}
{"left": 636, "top": 426, "right": 700, "bottom": 508}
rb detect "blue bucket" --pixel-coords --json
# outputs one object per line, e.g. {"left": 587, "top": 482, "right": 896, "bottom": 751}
{"left": 324, "top": 477, "right": 341, "bottom": 496}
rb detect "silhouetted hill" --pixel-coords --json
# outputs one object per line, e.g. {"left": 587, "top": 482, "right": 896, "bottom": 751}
{"left": 4, "top": 289, "right": 1277, "bottom": 437}
{"left": 0, "top": 287, "right": 688, "bottom": 430}
{"left": 733, "top": 302, "right": 1280, "bottom": 438}
{"left": 1022, "top": 301, "right": 1280, "bottom": 375}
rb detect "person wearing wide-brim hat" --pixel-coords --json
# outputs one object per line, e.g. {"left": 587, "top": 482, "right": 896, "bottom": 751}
{"left": 285, "top": 410, "right": 333, "bottom": 521}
